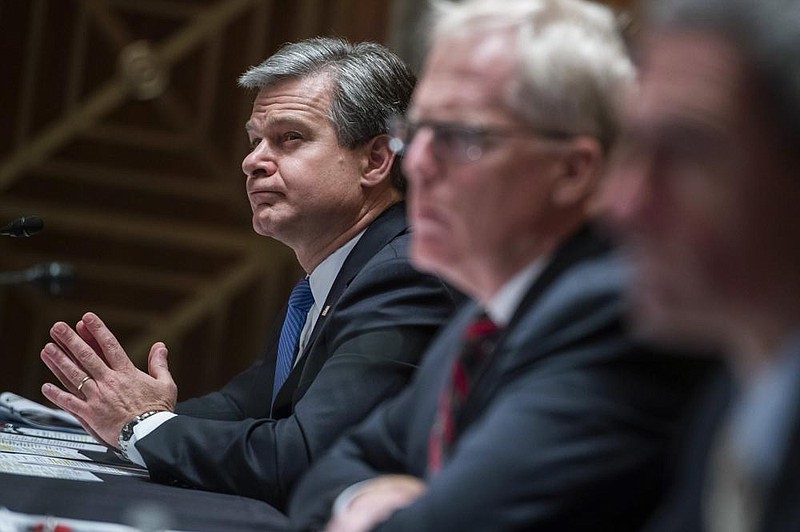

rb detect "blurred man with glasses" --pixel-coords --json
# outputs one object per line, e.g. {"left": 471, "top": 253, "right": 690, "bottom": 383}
{"left": 288, "top": 1, "right": 712, "bottom": 531}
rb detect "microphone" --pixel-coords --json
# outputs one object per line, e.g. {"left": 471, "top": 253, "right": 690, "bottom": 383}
{"left": 0, "top": 216, "right": 44, "bottom": 237}
{"left": 0, "top": 262, "right": 75, "bottom": 295}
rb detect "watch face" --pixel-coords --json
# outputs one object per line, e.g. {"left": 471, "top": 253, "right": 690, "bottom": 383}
{"left": 121, "top": 420, "right": 136, "bottom": 442}
{"left": 120, "top": 411, "right": 159, "bottom": 444}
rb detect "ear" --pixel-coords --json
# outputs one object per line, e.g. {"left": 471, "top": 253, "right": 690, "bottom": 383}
{"left": 360, "top": 134, "right": 395, "bottom": 188}
{"left": 551, "top": 136, "right": 604, "bottom": 207}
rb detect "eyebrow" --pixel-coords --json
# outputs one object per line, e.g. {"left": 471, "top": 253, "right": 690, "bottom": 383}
{"left": 245, "top": 116, "right": 313, "bottom": 134}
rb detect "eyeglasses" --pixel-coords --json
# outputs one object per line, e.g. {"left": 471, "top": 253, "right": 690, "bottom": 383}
{"left": 388, "top": 115, "right": 575, "bottom": 163}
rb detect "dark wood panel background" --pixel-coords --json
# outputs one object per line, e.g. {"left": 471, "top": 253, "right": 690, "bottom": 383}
{"left": 0, "top": 0, "right": 634, "bottom": 403}
{"left": 0, "top": 0, "right": 392, "bottom": 401}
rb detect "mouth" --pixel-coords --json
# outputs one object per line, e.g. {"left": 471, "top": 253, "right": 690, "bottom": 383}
{"left": 412, "top": 202, "right": 447, "bottom": 225}
{"left": 248, "top": 190, "right": 284, "bottom": 206}
{"left": 412, "top": 208, "right": 452, "bottom": 242}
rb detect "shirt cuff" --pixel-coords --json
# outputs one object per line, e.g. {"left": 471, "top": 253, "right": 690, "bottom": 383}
{"left": 127, "top": 411, "right": 177, "bottom": 467}
{"left": 332, "top": 480, "right": 372, "bottom": 516}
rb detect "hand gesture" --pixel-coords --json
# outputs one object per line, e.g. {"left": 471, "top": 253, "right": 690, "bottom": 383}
{"left": 40, "top": 312, "right": 177, "bottom": 448}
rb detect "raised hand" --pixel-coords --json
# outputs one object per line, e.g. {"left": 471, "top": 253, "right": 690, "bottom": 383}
{"left": 40, "top": 312, "right": 177, "bottom": 448}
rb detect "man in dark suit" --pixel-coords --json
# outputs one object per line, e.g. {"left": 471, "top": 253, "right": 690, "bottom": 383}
{"left": 36, "top": 38, "right": 460, "bottom": 510}
{"left": 288, "top": 1, "right": 711, "bottom": 530}
{"left": 602, "top": 0, "right": 800, "bottom": 531}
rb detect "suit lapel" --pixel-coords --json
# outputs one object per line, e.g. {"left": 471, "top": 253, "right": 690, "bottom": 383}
{"left": 271, "top": 202, "right": 409, "bottom": 413}
{"left": 457, "top": 224, "right": 611, "bottom": 427}
{"left": 506, "top": 224, "right": 610, "bottom": 332}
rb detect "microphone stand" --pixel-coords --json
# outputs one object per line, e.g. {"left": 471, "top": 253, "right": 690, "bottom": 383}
{"left": 0, "top": 263, "right": 75, "bottom": 296}
{"left": 0, "top": 217, "right": 73, "bottom": 296}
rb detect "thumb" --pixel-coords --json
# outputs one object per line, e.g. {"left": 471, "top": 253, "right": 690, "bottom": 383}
{"left": 147, "top": 342, "right": 171, "bottom": 381}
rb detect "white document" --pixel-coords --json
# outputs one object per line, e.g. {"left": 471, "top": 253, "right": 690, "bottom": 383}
{"left": 0, "top": 453, "right": 146, "bottom": 477}
{"left": 12, "top": 426, "right": 98, "bottom": 444}
{"left": 0, "top": 458, "right": 101, "bottom": 481}
{"left": 0, "top": 440, "right": 86, "bottom": 460}
{"left": 0, "top": 392, "right": 83, "bottom": 431}
{"left": 0, "top": 431, "right": 106, "bottom": 453}
{"left": 0, "top": 507, "right": 188, "bottom": 532}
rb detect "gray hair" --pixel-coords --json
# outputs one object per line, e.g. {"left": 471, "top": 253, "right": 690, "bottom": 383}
{"left": 644, "top": 0, "right": 800, "bottom": 154}
{"left": 239, "top": 37, "right": 416, "bottom": 192}
{"left": 428, "top": 0, "right": 635, "bottom": 152}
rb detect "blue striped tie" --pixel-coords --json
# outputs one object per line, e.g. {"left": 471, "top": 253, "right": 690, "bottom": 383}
{"left": 272, "top": 277, "right": 315, "bottom": 407}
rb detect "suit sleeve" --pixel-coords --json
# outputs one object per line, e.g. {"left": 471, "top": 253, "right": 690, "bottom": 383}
{"left": 171, "top": 314, "right": 282, "bottom": 421}
{"left": 370, "top": 351, "right": 678, "bottom": 532}
{"left": 135, "top": 248, "right": 459, "bottom": 510}
{"left": 290, "top": 265, "right": 710, "bottom": 531}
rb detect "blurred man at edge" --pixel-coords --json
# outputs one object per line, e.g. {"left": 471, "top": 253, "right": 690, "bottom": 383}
{"left": 602, "top": 0, "right": 800, "bottom": 531}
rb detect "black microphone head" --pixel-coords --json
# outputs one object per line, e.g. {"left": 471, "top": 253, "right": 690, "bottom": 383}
{"left": 24, "top": 216, "right": 44, "bottom": 236}
{"left": 1, "top": 216, "right": 44, "bottom": 237}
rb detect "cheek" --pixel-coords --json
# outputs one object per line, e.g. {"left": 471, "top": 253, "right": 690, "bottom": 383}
{"left": 297, "top": 158, "right": 358, "bottom": 205}
{"left": 682, "top": 185, "right": 748, "bottom": 279}
{"left": 627, "top": 193, "right": 720, "bottom": 304}
{"left": 409, "top": 191, "right": 472, "bottom": 270}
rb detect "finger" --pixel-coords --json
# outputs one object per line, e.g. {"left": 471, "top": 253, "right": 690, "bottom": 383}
{"left": 41, "top": 382, "right": 90, "bottom": 424}
{"left": 76, "top": 320, "right": 106, "bottom": 362}
{"left": 325, "top": 513, "right": 370, "bottom": 532}
{"left": 41, "top": 343, "right": 93, "bottom": 394}
{"left": 41, "top": 382, "right": 110, "bottom": 446}
{"left": 50, "top": 322, "right": 109, "bottom": 379}
{"left": 49, "top": 324, "right": 76, "bottom": 363}
{"left": 79, "top": 312, "right": 132, "bottom": 371}
{"left": 41, "top": 344, "right": 81, "bottom": 394}
{"left": 324, "top": 516, "right": 346, "bottom": 532}
{"left": 147, "top": 343, "right": 172, "bottom": 381}
{"left": 68, "top": 409, "right": 108, "bottom": 447}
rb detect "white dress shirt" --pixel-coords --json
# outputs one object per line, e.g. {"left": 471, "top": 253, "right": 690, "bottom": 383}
{"left": 485, "top": 259, "right": 547, "bottom": 327}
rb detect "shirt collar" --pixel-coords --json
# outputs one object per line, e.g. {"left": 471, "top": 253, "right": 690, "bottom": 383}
{"left": 307, "top": 230, "right": 366, "bottom": 309}
{"left": 485, "top": 257, "right": 548, "bottom": 327}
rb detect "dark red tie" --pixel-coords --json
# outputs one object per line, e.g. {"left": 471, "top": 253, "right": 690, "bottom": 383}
{"left": 428, "top": 312, "right": 502, "bottom": 474}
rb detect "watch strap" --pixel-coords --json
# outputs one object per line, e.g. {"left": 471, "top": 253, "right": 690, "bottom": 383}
{"left": 118, "top": 410, "right": 163, "bottom": 460}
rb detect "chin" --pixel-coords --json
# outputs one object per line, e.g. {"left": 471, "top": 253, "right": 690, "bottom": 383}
{"left": 410, "top": 240, "right": 450, "bottom": 276}
{"left": 252, "top": 219, "right": 270, "bottom": 237}
{"left": 629, "top": 287, "right": 723, "bottom": 351}
{"left": 251, "top": 209, "right": 284, "bottom": 238}
{"left": 410, "top": 249, "right": 441, "bottom": 276}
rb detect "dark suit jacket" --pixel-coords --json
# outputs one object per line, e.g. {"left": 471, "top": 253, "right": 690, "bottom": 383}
{"left": 136, "top": 203, "right": 462, "bottom": 509}
{"left": 645, "top": 370, "right": 800, "bottom": 532}
{"left": 289, "top": 226, "right": 713, "bottom": 531}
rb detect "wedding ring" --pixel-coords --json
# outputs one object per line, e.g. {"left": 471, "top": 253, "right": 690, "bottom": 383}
{"left": 77, "top": 375, "right": 91, "bottom": 393}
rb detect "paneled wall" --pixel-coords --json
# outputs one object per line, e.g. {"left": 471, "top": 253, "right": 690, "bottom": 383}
{"left": 0, "top": 0, "right": 636, "bottom": 402}
{"left": 0, "top": 0, "right": 392, "bottom": 400}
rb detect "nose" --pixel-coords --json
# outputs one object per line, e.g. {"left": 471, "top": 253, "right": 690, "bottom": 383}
{"left": 402, "top": 128, "right": 441, "bottom": 187}
{"left": 242, "top": 141, "right": 278, "bottom": 179}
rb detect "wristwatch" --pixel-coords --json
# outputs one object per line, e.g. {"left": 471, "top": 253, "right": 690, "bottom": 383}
{"left": 118, "top": 410, "right": 162, "bottom": 460}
